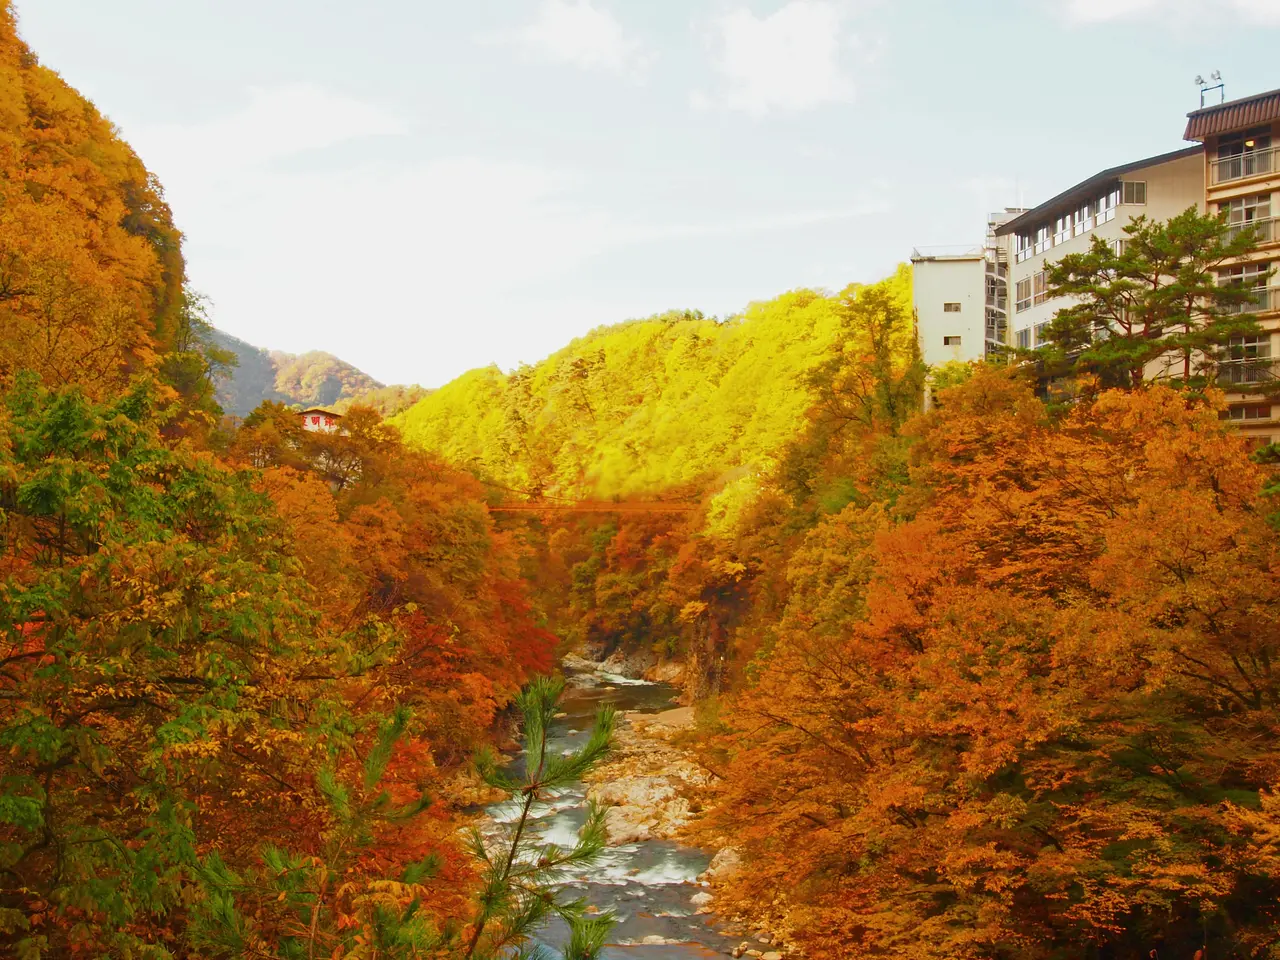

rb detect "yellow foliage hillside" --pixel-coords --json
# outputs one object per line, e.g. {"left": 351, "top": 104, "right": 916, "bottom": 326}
{"left": 393, "top": 265, "right": 912, "bottom": 499}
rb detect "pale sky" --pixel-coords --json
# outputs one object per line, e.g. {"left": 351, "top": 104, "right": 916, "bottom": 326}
{"left": 15, "top": 0, "right": 1280, "bottom": 386}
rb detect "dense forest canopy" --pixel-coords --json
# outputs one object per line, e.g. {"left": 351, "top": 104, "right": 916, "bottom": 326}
{"left": 392, "top": 265, "right": 912, "bottom": 502}
{"left": 0, "top": 4, "right": 183, "bottom": 398}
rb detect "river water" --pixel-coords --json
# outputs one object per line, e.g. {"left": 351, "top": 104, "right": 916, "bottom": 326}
{"left": 482, "top": 669, "right": 739, "bottom": 959}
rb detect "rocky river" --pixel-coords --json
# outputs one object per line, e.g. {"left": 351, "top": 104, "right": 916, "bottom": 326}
{"left": 479, "top": 661, "right": 781, "bottom": 960}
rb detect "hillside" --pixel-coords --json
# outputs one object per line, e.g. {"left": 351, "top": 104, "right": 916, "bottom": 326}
{"left": 212, "top": 328, "right": 388, "bottom": 416}
{"left": 0, "top": 3, "right": 184, "bottom": 397}
{"left": 392, "top": 265, "right": 912, "bottom": 500}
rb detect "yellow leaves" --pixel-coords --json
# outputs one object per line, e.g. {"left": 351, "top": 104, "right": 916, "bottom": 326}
{"left": 678, "top": 600, "right": 708, "bottom": 623}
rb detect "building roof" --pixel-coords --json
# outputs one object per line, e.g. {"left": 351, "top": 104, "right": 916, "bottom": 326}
{"left": 994, "top": 146, "right": 1203, "bottom": 238}
{"left": 299, "top": 407, "right": 342, "bottom": 417}
{"left": 910, "top": 245, "right": 985, "bottom": 261}
{"left": 1185, "top": 87, "right": 1280, "bottom": 141}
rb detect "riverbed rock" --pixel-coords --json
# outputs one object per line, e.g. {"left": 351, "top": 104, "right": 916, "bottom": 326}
{"left": 600, "top": 647, "right": 658, "bottom": 679}
{"left": 642, "top": 660, "right": 685, "bottom": 683}
{"left": 761, "top": 953, "right": 783, "bottom": 960}
{"left": 584, "top": 711, "right": 712, "bottom": 845}
{"left": 699, "top": 846, "right": 742, "bottom": 883}
{"left": 561, "top": 652, "right": 602, "bottom": 673}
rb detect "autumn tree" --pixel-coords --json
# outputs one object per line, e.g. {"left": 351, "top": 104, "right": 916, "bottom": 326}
{"left": 778, "top": 280, "right": 923, "bottom": 516}
{"left": 694, "top": 367, "right": 1280, "bottom": 959}
{"left": 1042, "top": 207, "right": 1269, "bottom": 389}
{"left": 0, "top": 2, "right": 184, "bottom": 398}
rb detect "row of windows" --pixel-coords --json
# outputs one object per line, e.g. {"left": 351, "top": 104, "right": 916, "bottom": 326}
{"left": 1014, "top": 182, "right": 1142, "bottom": 263}
{"left": 1223, "top": 403, "right": 1272, "bottom": 421}
{"left": 1220, "top": 193, "right": 1272, "bottom": 223}
{"left": 1014, "top": 322, "right": 1050, "bottom": 349}
{"left": 1009, "top": 256, "right": 1276, "bottom": 322}
{"left": 1014, "top": 271, "right": 1051, "bottom": 312}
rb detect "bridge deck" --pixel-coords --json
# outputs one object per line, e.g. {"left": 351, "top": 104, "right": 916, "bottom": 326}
{"left": 490, "top": 500, "right": 697, "bottom": 514}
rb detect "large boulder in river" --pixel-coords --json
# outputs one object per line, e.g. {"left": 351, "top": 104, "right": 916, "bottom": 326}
{"left": 600, "top": 647, "right": 657, "bottom": 679}
{"left": 587, "top": 776, "right": 691, "bottom": 844}
{"left": 642, "top": 660, "right": 685, "bottom": 683}
{"left": 561, "top": 652, "right": 602, "bottom": 673}
{"left": 699, "top": 846, "right": 742, "bottom": 883}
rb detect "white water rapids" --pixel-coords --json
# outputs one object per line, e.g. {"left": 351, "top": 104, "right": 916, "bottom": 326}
{"left": 479, "top": 670, "right": 739, "bottom": 959}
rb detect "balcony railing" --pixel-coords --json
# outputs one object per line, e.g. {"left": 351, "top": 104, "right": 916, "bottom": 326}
{"left": 1219, "top": 358, "right": 1278, "bottom": 387}
{"left": 1224, "top": 287, "right": 1280, "bottom": 315}
{"left": 1224, "top": 217, "right": 1276, "bottom": 245}
{"left": 1212, "top": 147, "right": 1276, "bottom": 185}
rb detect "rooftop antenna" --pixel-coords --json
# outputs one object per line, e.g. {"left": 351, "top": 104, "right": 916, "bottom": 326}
{"left": 1197, "top": 71, "right": 1225, "bottom": 108}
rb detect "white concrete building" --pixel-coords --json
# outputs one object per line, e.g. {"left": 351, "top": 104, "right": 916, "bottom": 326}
{"left": 911, "top": 247, "right": 987, "bottom": 366}
{"left": 995, "top": 147, "right": 1205, "bottom": 350}
{"left": 912, "top": 210, "right": 1024, "bottom": 367}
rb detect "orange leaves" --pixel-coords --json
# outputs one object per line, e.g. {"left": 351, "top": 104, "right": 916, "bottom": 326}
{"left": 694, "top": 371, "right": 1280, "bottom": 957}
{"left": 0, "top": 13, "right": 183, "bottom": 398}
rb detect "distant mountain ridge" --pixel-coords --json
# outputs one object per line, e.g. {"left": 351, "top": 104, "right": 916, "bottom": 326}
{"left": 212, "top": 329, "right": 383, "bottom": 417}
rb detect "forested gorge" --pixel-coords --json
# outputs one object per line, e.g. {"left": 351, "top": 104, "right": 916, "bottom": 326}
{"left": 1, "top": 5, "right": 1279, "bottom": 958}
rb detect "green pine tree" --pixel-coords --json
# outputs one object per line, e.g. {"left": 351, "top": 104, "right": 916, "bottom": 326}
{"left": 464, "top": 676, "right": 616, "bottom": 960}
{"left": 1039, "top": 206, "right": 1271, "bottom": 389}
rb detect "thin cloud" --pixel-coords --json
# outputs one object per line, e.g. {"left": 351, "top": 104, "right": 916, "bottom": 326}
{"left": 490, "top": 0, "right": 653, "bottom": 78}
{"left": 1061, "top": 0, "right": 1280, "bottom": 25}
{"left": 136, "top": 84, "right": 406, "bottom": 176}
{"left": 692, "top": 1, "right": 863, "bottom": 116}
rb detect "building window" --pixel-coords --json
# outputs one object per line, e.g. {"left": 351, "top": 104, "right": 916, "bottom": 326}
{"left": 1216, "top": 130, "right": 1274, "bottom": 183}
{"left": 1073, "top": 203, "right": 1094, "bottom": 236}
{"left": 1121, "top": 181, "right": 1147, "bottom": 205}
{"left": 1218, "top": 130, "right": 1272, "bottom": 160}
{"left": 1033, "top": 322, "right": 1050, "bottom": 347}
{"left": 1033, "top": 270, "right": 1050, "bottom": 305}
{"left": 943, "top": 335, "right": 962, "bottom": 346}
{"left": 1015, "top": 278, "right": 1033, "bottom": 313}
{"left": 1220, "top": 333, "right": 1274, "bottom": 385}
{"left": 1016, "top": 232, "right": 1033, "bottom": 263}
{"left": 943, "top": 302, "right": 961, "bottom": 313}
{"left": 1016, "top": 328, "right": 1031, "bottom": 349}
{"left": 1034, "top": 224, "right": 1053, "bottom": 255}
{"left": 1054, "top": 213, "right": 1073, "bottom": 246}
{"left": 1220, "top": 194, "right": 1273, "bottom": 244}
{"left": 1220, "top": 262, "right": 1273, "bottom": 314}
{"left": 1097, "top": 187, "right": 1120, "bottom": 224}
{"left": 1220, "top": 194, "right": 1271, "bottom": 223}
{"left": 1224, "top": 403, "right": 1272, "bottom": 421}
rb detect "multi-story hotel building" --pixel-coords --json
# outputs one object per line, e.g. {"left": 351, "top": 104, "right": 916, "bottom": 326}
{"left": 994, "top": 147, "right": 1205, "bottom": 351}
{"left": 914, "top": 86, "right": 1280, "bottom": 442}
{"left": 1184, "top": 88, "right": 1280, "bottom": 446}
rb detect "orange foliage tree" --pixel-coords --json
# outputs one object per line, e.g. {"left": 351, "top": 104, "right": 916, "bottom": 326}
{"left": 695, "top": 368, "right": 1280, "bottom": 959}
